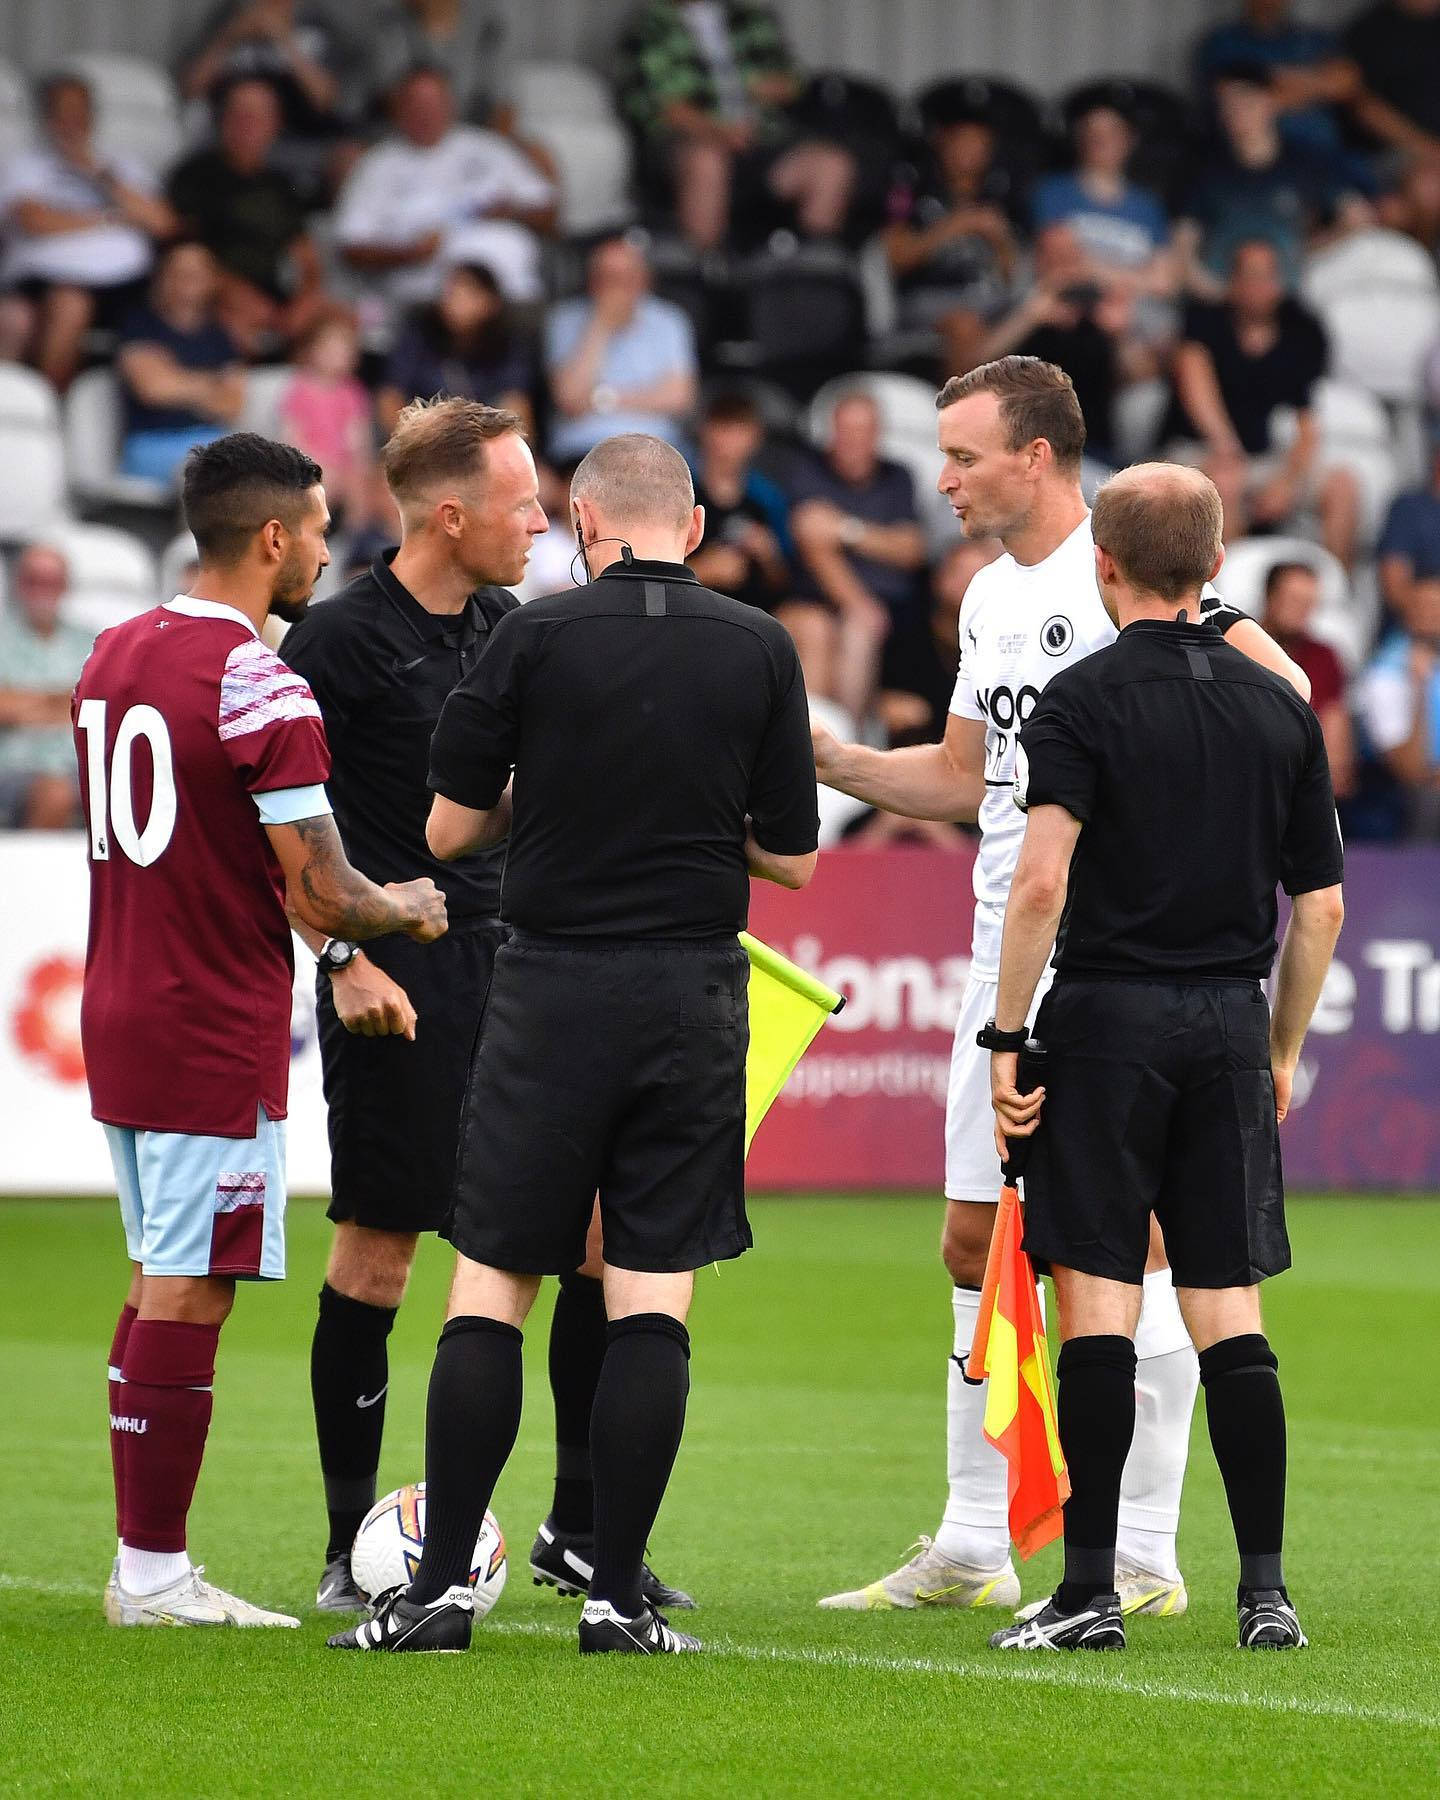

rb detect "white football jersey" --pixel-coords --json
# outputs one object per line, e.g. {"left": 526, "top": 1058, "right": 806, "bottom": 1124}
{"left": 950, "top": 512, "right": 1226, "bottom": 981}
{"left": 949, "top": 516, "right": 1115, "bottom": 980}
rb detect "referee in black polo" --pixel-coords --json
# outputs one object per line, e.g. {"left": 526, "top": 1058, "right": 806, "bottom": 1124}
{"left": 981, "top": 463, "right": 1344, "bottom": 1655}
{"left": 329, "top": 431, "right": 820, "bottom": 1657}
{"left": 282, "top": 398, "right": 692, "bottom": 1618}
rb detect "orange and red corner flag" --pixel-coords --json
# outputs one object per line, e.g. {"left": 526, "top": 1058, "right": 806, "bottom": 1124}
{"left": 969, "top": 1180, "right": 1069, "bottom": 1559}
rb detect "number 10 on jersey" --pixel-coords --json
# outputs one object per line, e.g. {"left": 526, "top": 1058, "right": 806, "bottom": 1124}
{"left": 75, "top": 700, "right": 177, "bottom": 866}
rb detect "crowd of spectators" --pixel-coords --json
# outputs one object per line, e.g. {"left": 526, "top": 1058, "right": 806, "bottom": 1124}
{"left": 3, "top": 0, "right": 1440, "bottom": 840}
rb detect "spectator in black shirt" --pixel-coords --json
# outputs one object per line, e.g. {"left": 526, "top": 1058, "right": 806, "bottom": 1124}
{"left": 987, "top": 461, "right": 1343, "bottom": 1656}
{"left": 883, "top": 101, "right": 1022, "bottom": 376}
{"left": 325, "top": 434, "right": 817, "bottom": 1657}
{"left": 1165, "top": 237, "right": 1360, "bottom": 566}
{"left": 377, "top": 262, "right": 535, "bottom": 437}
{"left": 788, "top": 389, "right": 928, "bottom": 721}
{"left": 167, "top": 77, "right": 327, "bottom": 356}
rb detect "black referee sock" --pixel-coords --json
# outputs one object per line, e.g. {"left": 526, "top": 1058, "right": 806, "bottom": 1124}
{"left": 1055, "top": 1334, "right": 1138, "bottom": 1612}
{"left": 1200, "top": 1334, "right": 1288, "bottom": 1595}
{"left": 408, "top": 1317, "right": 525, "bottom": 1606}
{"left": 310, "top": 1284, "right": 398, "bottom": 1562}
{"left": 547, "top": 1272, "right": 608, "bottom": 1537}
{"left": 589, "top": 1314, "right": 691, "bottom": 1619}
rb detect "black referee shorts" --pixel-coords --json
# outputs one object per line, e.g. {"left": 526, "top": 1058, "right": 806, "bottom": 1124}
{"left": 1021, "top": 977, "right": 1290, "bottom": 1289}
{"left": 447, "top": 933, "right": 752, "bottom": 1276}
{"left": 318, "top": 922, "right": 508, "bottom": 1234}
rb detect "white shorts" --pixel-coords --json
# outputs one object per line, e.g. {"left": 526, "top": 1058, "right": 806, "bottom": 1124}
{"left": 944, "top": 969, "right": 1054, "bottom": 1204}
{"left": 105, "top": 1104, "right": 288, "bottom": 1280}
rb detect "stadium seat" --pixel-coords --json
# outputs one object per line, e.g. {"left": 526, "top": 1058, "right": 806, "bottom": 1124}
{"left": 1309, "top": 379, "right": 1401, "bottom": 545}
{"left": 0, "top": 365, "right": 68, "bottom": 536}
{"left": 736, "top": 242, "right": 866, "bottom": 396}
{"left": 1059, "top": 77, "right": 1199, "bottom": 205}
{"left": 240, "top": 366, "right": 294, "bottom": 442}
{"left": 0, "top": 58, "right": 34, "bottom": 165}
{"left": 506, "top": 60, "right": 634, "bottom": 237}
{"left": 63, "top": 369, "right": 172, "bottom": 510}
{"left": 64, "top": 55, "right": 182, "bottom": 172}
{"left": 1301, "top": 227, "right": 1439, "bottom": 314}
{"left": 1312, "top": 285, "right": 1440, "bottom": 406}
{"left": 1215, "top": 536, "right": 1367, "bottom": 671}
{"left": 16, "top": 518, "right": 158, "bottom": 636}
{"left": 915, "top": 75, "right": 1049, "bottom": 177}
{"left": 788, "top": 73, "right": 904, "bottom": 237}
{"left": 158, "top": 528, "right": 198, "bottom": 601}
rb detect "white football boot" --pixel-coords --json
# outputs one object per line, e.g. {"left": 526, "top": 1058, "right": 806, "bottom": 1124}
{"left": 105, "top": 1563, "right": 299, "bottom": 1628}
{"left": 818, "top": 1537, "right": 1021, "bottom": 1610}
{"left": 1114, "top": 1561, "right": 1189, "bottom": 1617}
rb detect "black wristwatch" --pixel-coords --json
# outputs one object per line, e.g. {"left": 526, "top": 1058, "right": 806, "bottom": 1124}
{"left": 317, "top": 937, "right": 360, "bottom": 975}
{"left": 976, "top": 1018, "right": 1029, "bottom": 1052}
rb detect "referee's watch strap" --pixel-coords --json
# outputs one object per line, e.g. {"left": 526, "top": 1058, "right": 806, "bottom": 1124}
{"left": 976, "top": 1019, "right": 1029, "bottom": 1052}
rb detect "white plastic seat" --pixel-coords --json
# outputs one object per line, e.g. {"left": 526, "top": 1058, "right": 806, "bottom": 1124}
{"left": 507, "top": 61, "right": 619, "bottom": 125}
{"left": 1313, "top": 285, "right": 1440, "bottom": 406}
{"left": 1302, "top": 228, "right": 1438, "bottom": 313}
{"left": 1214, "top": 535, "right": 1365, "bottom": 670}
{"left": 158, "top": 529, "right": 199, "bottom": 602}
{"left": 0, "top": 365, "right": 68, "bottom": 534}
{"left": 65, "top": 55, "right": 182, "bottom": 173}
{"left": 240, "top": 365, "right": 294, "bottom": 442}
{"left": 64, "top": 368, "right": 173, "bottom": 509}
{"left": 0, "top": 58, "right": 34, "bottom": 166}
{"left": 15, "top": 518, "right": 157, "bottom": 636}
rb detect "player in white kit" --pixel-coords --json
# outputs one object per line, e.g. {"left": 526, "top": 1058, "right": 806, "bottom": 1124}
{"left": 812, "top": 358, "right": 1310, "bottom": 1616}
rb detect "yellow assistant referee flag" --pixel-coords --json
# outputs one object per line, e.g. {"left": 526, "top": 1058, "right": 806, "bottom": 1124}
{"left": 740, "top": 931, "right": 844, "bottom": 1152}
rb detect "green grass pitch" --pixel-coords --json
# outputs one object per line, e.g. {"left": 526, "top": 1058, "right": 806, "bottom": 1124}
{"left": 2, "top": 1195, "right": 1437, "bottom": 1797}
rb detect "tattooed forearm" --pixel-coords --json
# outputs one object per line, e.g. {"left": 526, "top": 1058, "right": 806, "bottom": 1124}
{"left": 283, "top": 815, "right": 411, "bottom": 939}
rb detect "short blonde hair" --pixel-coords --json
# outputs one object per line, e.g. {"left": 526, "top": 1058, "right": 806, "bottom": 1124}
{"left": 381, "top": 396, "right": 525, "bottom": 504}
{"left": 1091, "top": 463, "right": 1224, "bottom": 602}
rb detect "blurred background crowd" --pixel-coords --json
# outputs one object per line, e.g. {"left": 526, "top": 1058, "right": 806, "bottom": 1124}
{"left": 2, "top": 0, "right": 1440, "bottom": 844}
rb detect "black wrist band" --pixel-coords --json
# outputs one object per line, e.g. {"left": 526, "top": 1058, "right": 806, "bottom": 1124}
{"left": 976, "top": 1018, "right": 1029, "bottom": 1052}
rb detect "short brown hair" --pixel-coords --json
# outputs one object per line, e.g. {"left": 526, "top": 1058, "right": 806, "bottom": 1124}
{"left": 1091, "top": 463, "right": 1224, "bottom": 601}
{"left": 936, "top": 356, "right": 1086, "bottom": 471}
{"left": 382, "top": 396, "right": 525, "bottom": 503}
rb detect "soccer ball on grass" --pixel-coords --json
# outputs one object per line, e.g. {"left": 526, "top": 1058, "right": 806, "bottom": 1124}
{"left": 351, "top": 1482, "right": 507, "bottom": 1616}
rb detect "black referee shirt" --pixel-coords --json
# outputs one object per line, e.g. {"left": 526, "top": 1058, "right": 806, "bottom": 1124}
{"left": 281, "top": 553, "right": 517, "bottom": 924}
{"left": 428, "top": 558, "right": 819, "bottom": 938}
{"left": 1017, "top": 616, "right": 1344, "bottom": 980}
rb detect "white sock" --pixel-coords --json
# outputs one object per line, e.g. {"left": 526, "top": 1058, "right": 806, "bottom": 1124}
{"left": 1117, "top": 1270, "right": 1198, "bottom": 1582}
{"left": 933, "top": 1286, "right": 1012, "bottom": 1571}
{"left": 119, "top": 1545, "right": 191, "bottom": 1596}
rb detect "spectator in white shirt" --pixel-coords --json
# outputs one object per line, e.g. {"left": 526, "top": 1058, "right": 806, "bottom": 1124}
{"left": 544, "top": 234, "right": 699, "bottom": 464}
{"left": 0, "top": 543, "right": 96, "bottom": 829}
{"left": 0, "top": 74, "right": 177, "bottom": 389}
{"left": 333, "top": 66, "right": 556, "bottom": 320}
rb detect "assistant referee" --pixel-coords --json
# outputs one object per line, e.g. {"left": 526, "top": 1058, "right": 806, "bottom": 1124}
{"left": 983, "top": 463, "right": 1344, "bottom": 1655}
{"left": 329, "top": 432, "right": 819, "bottom": 1658}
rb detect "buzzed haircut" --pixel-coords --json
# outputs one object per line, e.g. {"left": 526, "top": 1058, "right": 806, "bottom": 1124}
{"left": 1091, "top": 463, "right": 1225, "bottom": 602}
{"left": 937, "top": 355, "right": 1087, "bottom": 472}
{"left": 181, "top": 433, "right": 323, "bottom": 567}
{"left": 570, "top": 433, "right": 695, "bottom": 531}
{"left": 382, "top": 395, "right": 526, "bottom": 505}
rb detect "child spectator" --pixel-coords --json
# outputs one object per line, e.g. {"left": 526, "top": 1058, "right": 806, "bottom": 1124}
{"left": 1259, "top": 559, "right": 1356, "bottom": 796}
{"left": 279, "top": 308, "right": 374, "bottom": 526}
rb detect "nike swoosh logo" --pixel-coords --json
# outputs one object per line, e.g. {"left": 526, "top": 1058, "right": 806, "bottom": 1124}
{"left": 392, "top": 654, "right": 427, "bottom": 674}
{"left": 355, "top": 1385, "right": 389, "bottom": 1409}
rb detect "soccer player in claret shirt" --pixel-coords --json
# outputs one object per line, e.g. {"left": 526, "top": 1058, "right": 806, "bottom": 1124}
{"left": 74, "top": 434, "right": 448, "bottom": 1628}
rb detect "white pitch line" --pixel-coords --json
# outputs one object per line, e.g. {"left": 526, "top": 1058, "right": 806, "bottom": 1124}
{"left": 7, "top": 1576, "right": 1436, "bottom": 1733}
{"left": 483, "top": 1619, "right": 1440, "bottom": 1732}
